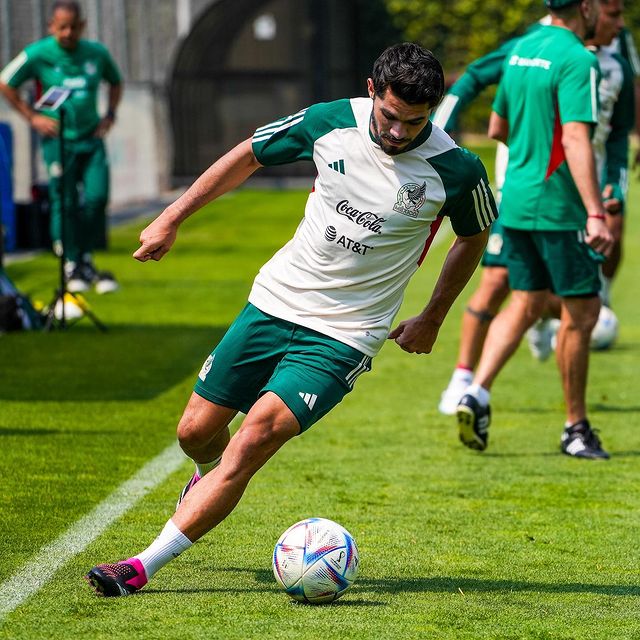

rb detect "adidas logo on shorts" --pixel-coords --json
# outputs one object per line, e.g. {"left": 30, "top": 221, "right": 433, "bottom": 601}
{"left": 299, "top": 392, "right": 318, "bottom": 410}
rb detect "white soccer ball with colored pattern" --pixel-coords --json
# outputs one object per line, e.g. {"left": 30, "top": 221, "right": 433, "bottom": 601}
{"left": 272, "top": 517, "right": 359, "bottom": 604}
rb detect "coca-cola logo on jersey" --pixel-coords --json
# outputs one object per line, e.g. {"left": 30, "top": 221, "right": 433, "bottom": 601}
{"left": 335, "top": 200, "right": 385, "bottom": 234}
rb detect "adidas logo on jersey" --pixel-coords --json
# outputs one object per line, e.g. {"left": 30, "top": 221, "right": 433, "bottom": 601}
{"left": 328, "top": 159, "right": 345, "bottom": 175}
{"left": 299, "top": 392, "right": 318, "bottom": 410}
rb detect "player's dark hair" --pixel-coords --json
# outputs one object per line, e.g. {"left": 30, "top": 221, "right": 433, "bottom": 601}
{"left": 371, "top": 43, "right": 444, "bottom": 108}
{"left": 51, "top": 1, "right": 82, "bottom": 19}
{"left": 547, "top": 0, "right": 582, "bottom": 18}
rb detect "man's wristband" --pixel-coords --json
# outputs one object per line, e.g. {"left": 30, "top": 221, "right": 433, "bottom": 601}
{"left": 588, "top": 214, "right": 606, "bottom": 220}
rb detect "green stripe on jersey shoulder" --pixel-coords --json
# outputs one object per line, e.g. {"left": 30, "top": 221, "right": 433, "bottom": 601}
{"left": 303, "top": 99, "right": 357, "bottom": 140}
{"left": 253, "top": 99, "right": 357, "bottom": 165}
{"left": 254, "top": 99, "right": 356, "bottom": 144}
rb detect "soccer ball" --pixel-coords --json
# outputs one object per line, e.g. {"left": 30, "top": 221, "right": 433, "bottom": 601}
{"left": 590, "top": 306, "right": 618, "bottom": 350}
{"left": 272, "top": 517, "right": 359, "bottom": 604}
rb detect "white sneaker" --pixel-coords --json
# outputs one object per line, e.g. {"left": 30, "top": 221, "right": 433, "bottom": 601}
{"left": 438, "top": 370, "right": 473, "bottom": 415}
{"left": 65, "top": 261, "right": 91, "bottom": 293}
{"left": 526, "top": 319, "right": 554, "bottom": 362}
{"left": 94, "top": 271, "right": 119, "bottom": 295}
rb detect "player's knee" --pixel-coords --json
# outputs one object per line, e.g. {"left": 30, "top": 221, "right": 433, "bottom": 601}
{"left": 469, "top": 280, "right": 509, "bottom": 317}
{"left": 516, "top": 294, "right": 547, "bottom": 326}
{"left": 563, "top": 300, "right": 600, "bottom": 334}
{"left": 243, "top": 418, "right": 294, "bottom": 449}
{"left": 176, "top": 412, "right": 210, "bottom": 451}
{"left": 580, "top": 305, "right": 600, "bottom": 334}
{"left": 232, "top": 418, "right": 297, "bottom": 466}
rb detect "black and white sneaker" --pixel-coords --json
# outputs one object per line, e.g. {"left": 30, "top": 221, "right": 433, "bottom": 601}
{"left": 561, "top": 420, "right": 610, "bottom": 459}
{"left": 456, "top": 394, "right": 491, "bottom": 451}
{"left": 64, "top": 261, "right": 91, "bottom": 293}
{"left": 79, "top": 257, "right": 120, "bottom": 294}
{"left": 94, "top": 270, "right": 119, "bottom": 294}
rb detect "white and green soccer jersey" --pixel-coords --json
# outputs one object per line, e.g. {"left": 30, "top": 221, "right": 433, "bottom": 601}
{"left": 591, "top": 47, "right": 634, "bottom": 205}
{"left": 250, "top": 98, "right": 497, "bottom": 357}
{"left": 604, "top": 27, "right": 640, "bottom": 78}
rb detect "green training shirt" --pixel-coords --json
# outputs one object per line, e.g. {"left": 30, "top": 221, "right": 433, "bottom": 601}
{"left": 493, "top": 26, "right": 599, "bottom": 231}
{"left": 0, "top": 36, "right": 121, "bottom": 140}
{"left": 249, "top": 98, "right": 497, "bottom": 356}
{"left": 432, "top": 21, "right": 546, "bottom": 133}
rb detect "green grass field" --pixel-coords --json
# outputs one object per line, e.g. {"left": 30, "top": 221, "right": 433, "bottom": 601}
{"left": 1, "top": 147, "right": 639, "bottom": 639}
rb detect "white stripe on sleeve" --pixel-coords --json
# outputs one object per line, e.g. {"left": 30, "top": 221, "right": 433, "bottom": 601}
{"left": 252, "top": 115, "right": 306, "bottom": 143}
{"left": 0, "top": 51, "right": 28, "bottom": 84}
{"left": 590, "top": 67, "right": 598, "bottom": 122}
{"left": 432, "top": 94, "right": 459, "bottom": 130}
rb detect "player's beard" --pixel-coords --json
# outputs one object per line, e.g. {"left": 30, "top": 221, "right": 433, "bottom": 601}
{"left": 369, "top": 112, "right": 408, "bottom": 156}
{"left": 584, "top": 23, "right": 597, "bottom": 40}
{"left": 583, "top": 4, "right": 599, "bottom": 40}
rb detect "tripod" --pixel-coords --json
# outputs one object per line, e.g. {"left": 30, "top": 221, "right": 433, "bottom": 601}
{"left": 43, "top": 105, "right": 107, "bottom": 332}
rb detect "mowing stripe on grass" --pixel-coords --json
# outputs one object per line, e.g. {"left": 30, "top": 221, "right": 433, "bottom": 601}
{"left": 0, "top": 441, "right": 186, "bottom": 620}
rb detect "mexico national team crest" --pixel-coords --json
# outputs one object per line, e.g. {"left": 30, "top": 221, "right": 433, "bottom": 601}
{"left": 198, "top": 354, "right": 214, "bottom": 382}
{"left": 393, "top": 182, "right": 426, "bottom": 218}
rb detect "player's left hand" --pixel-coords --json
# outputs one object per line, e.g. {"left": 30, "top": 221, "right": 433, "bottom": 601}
{"left": 602, "top": 184, "right": 622, "bottom": 215}
{"left": 93, "top": 116, "right": 114, "bottom": 138}
{"left": 388, "top": 314, "right": 440, "bottom": 354}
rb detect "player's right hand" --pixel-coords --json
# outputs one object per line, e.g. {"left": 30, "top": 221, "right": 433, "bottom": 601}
{"left": 133, "top": 218, "right": 178, "bottom": 262}
{"left": 30, "top": 114, "right": 58, "bottom": 137}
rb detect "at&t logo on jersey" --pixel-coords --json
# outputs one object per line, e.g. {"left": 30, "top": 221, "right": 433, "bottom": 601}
{"left": 393, "top": 182, "right": 426, "bottom": 218}
{"left": 325, "top": 226, "right": 374, "bottom": 255}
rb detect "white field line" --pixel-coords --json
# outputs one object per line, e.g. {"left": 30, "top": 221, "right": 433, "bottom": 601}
{"left": 0, "top": 441, "right": 186, "bottom": 620}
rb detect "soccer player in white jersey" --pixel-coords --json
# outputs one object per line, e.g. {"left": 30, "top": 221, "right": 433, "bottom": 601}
{"left": 85, "top": 43, "right": 497, "bottom": 597}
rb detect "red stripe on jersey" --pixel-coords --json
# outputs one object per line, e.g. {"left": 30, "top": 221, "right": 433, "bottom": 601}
{"left": 545, "top": 105, "right": 565, "bottom": 180}
{"left": 417, "top": 216, "right": 444, "bottom": 266}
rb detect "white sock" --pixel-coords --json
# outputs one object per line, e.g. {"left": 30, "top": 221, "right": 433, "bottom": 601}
{"left": 452, "top": 367, "right": 474, "bottom": 384}
{"left": 466, "top": 383, "right": 490, "bottom": 407}
{"left": 135, "top": 518, "right": 193, "bottom": 579}
{"left": 195, "top": 454, "right": 222, "bottom": 478}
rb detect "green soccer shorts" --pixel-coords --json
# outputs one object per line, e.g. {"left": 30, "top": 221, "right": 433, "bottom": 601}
{"left": 193, "top": 303, "right": 372, "bottom": 432}
{"left": 502, "top": 226, "right": 601, "bottom": 297}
